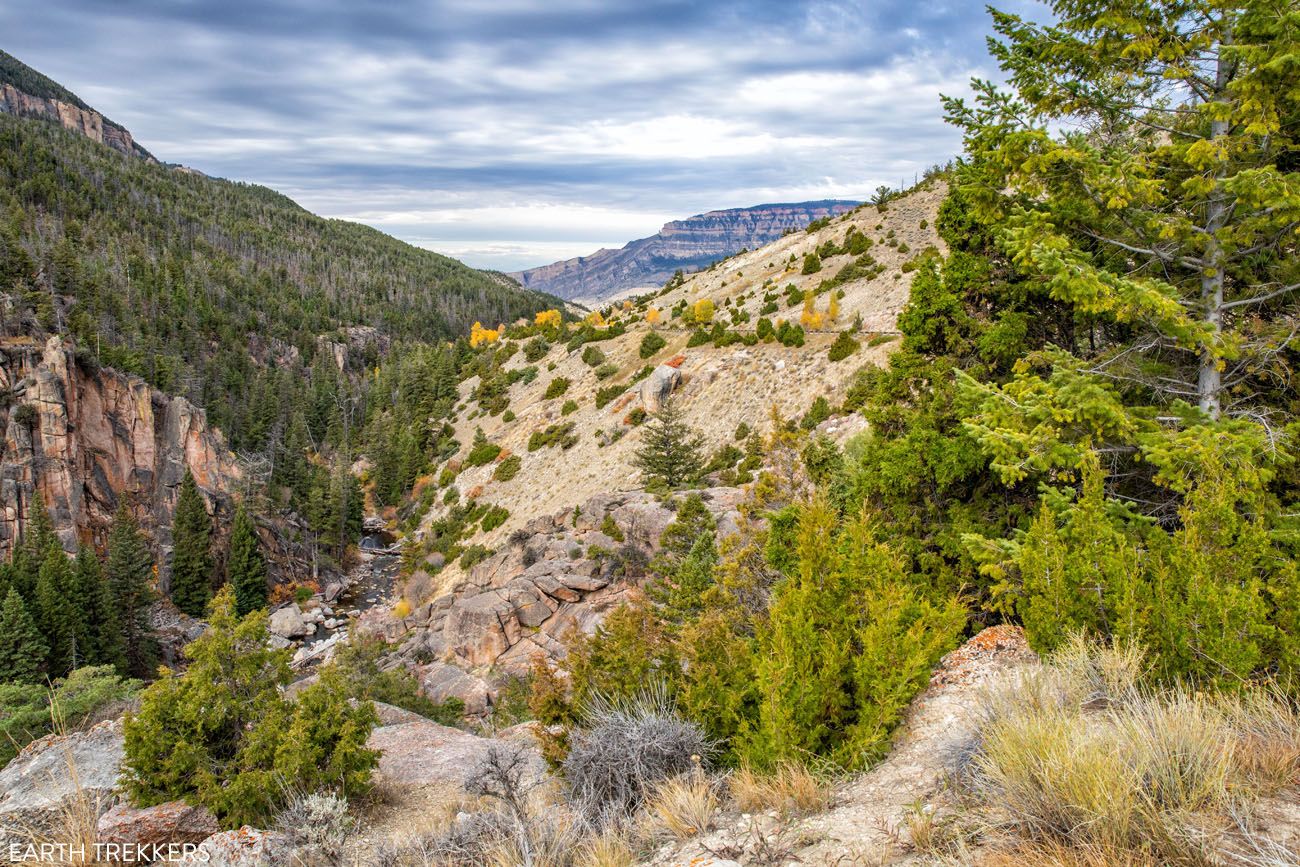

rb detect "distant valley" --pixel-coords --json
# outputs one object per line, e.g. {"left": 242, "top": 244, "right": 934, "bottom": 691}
{"left": 510, "top": 199, "right": 858, "bottom": 302}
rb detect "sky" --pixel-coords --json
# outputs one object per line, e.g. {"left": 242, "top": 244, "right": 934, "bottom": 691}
{"left": 1, "top": 0, "right": 1040, "bottom": 272}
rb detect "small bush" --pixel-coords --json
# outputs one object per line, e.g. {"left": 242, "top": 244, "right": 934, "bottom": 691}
{"left": 460, "top": 545, "right": 493, "bottom": 570}
{"left": 544, "top": 377, "right": 571, "bottom": 399}
{"left": 523, "top": 336, "right": 550, "bottom": 363}
{"left": 274, "top": 792, "right": 353, "bottom": 856}
{"left": 562, "top": 688, "right": 712, "bottom": 830}
{"left": 600, "top": 514, "right": 625, "bottom": 542}
{"left": 828, "top": 331, "right": 860, "bottom": 362}
{"left": 801, "top": 252, "right": 822, "bottom": 274}
{"left": 595, "top": 363, "right": 619, "bottom": 380}
{"left": 502, "top": 409, "right": 516, "bottom": 423}
{"left": 493, "top": 454, "right": 523, "bottom": 482}
{"left": 528, "top": 421, "right": 579, "bottom": 451}
{"left": 596, "top": 384, "right": 625, "bottom": 409}
{"left": 582, "top": 345, "right": 606, "bottom": 367}
{"left": 561, "top": 399, "right": 579, "bottom": 416}
{"left": 481, "top": 505, "right": 510, "bottom": 532}
{"left": 729, "top": 762, "right": 830, "bottom": 816}
{"left": 639, "top": 332, "right": 667, "bottom": 359}
{"left": 466, "top": 428, "right": 502, "bottom": 467}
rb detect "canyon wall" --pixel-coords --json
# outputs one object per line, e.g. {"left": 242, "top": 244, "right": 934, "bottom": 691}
{"left": 0, "top": 336, "right": 239, "bottom": 584}
{"left": 0, "top": 83, "right": 153, "bottom": 162}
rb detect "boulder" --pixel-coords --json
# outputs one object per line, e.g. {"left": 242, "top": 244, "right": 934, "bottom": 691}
{"left": 268, "top": 605, "right": 311, "bottom": 639}
{"left": 97, "top": 799, "right": 218, "bottom": 848}
{"left": 416, "top": 661, "right": 492, "bottom": 717}
{"left": 179, "top": 826, "right": 287, "bottom": 866}
{"left": 638, "top": 363, "right": 682, "bottom": 413}
{"left": 368, "top": 719, "right": 546, "bottom": 789}
{"left": 0, "top": 719, "right": 124, "bottom": 850}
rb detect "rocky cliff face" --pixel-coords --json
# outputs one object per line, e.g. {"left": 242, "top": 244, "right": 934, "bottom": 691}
{"left": 511, "top": 200, "right": 858, "bottom": 301}
{"left": 0, "top": 83, "right": 153, "bottom": 162}
{"left": 0, "top": 336, "right": 239, "bottom": 580}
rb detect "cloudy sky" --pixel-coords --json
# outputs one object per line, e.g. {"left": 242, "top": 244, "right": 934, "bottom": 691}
{"left": 2, "top": 0, "right": 1039, "bottom": 271}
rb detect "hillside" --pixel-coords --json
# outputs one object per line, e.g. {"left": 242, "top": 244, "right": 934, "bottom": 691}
{"left": 511, "top": 200, "right": 859, "bottom": 302}
{"left": 382, "top": 180, "right": 947, "bottom": 647}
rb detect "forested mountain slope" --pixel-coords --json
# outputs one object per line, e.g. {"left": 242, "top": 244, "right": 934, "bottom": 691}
{"left": 0, "top": 113, "right": 557, "bottom": 450}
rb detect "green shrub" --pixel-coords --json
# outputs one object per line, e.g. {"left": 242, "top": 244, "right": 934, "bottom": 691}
{"left": 544, "top": 377, "right": 571, "bottom": 399}
{"left": 801, "top": 252, "right": 822, "bottom": 275}
{"left": 639, "top": 331, "right": 667, "bottom": 359}
{"left": 596, "top": 384, "right": 626, "bottom": 409}
{"left": 828, "top": 331, "right": 860, "bottom": 362}
{"left": 582, "top": 345, "right": 606, "bottom": 367}
{"left": 460, "top": 545, "right": 493, "bottom": 570}
{"left": 776, "top": 322, "right": 805, "bottom": 347}
{"left": 600, "top": 514, "right": 625, "bottom": 542}
{"left": 121, "top": 589, "right": 379, "bottom": 828}
{"left": 481, "top": 505, "right": 510, "bottom": 532}
{"left": 800, "top": 396, "right": 832, "bottom": 430}
{"left": 523, "top": 336, "right": 550, "bottom": 363}
{"left": 561, "top": 399, "right": 579, "bottom": 416}
{"left": 528, "top": 421, "right": 579, "bottom": 451}
{"left": 502, "top": 410, "right": 516, "bottom": 423}
{"left": 466, "top": 428, "right": 502, "bottom": 467}
{"left": 0, "top": 666, "right": 140, "bottom": 765}
{"left": 687, "top": 329, "right": 711, "bottom": 347}
{"left": 333, "top": 636, "right": 464, "bottom": 726}
{"left": 493, "top": 454, "right": 523, "bottom": 482}
{"left": 734, "top": 422, "right": 751, "bottom": 441}
{"left": 595, "top": 363, "right": 619, "bottom": 380}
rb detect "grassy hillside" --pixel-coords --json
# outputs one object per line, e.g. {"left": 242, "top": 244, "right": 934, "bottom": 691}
{"left": 0, "top": 114, "right": 556, "bottom": 450}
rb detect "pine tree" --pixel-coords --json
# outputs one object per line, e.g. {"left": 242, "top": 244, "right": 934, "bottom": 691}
{"left": 169, "top": 470, "right": 213, "bottom": 617}
{"left": 105, "top": 503, "right": 157, "bottom": 679}
{"left": 36, "top": 546, "right": 84, "bottom": 675}
{"left": 74, "top": 546, "right": 124, "bottom": 670}
{"left": 228, "top": 505, "right": 267, "bottom": 617}
{"left": 0, "top": 587, "right": 46, "bottom": 683}
{"left": 633, "top": 400, "right": 705, "bottom": 489}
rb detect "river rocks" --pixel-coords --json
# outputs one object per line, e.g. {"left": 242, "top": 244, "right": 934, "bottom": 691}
{"left": 0, "top": 718, "right": 124, "bottom": 850}
{"left": 639, "top": 363, "right": 682, "bottom": 413}
{"left": 269, "top": 605, "right": 311, "bottom": 639}
{"left": 96, "top": 799, "right": 219, "bottom": 848}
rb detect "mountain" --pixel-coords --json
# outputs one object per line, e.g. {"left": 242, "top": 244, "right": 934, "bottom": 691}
{"left": 510, "top": 200, "right": 859, "bottom": 301}
{"left": 0, "top": 49, "right": 154, "bottom": 161}
{"left": 0, "top": 51, "right": 555, "bottom": 574}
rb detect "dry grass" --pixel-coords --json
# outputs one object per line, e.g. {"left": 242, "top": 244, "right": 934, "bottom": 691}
{"left": 576, "top": 830, "right": 637, "bottom": 867}
{"left": 966, "top": 639, "right": 1300, "bottom": 867}
{"left": 729, "top": 761, "right": 831, "bottom": 816}
{"left": 645, "top": 772, "right": 718, "bottom": 839}
{"left": 12, "top": 732, "right": 112, "bottom": 866}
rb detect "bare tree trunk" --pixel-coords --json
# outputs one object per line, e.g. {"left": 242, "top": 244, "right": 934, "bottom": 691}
{"left": 1198, "top": 36, "right": 1233, "bottom": 420}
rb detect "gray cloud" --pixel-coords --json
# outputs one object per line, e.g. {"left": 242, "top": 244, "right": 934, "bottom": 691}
{"left": 1, "top": 0, "right": 1042, "bottom": 270}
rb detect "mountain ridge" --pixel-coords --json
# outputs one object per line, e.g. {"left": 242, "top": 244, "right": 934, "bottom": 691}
{"left": 511, "top": 199, "right": 859, "bottom": 301}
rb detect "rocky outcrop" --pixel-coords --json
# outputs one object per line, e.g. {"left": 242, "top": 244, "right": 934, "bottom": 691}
{"left": 639, "top": 364, "right": 682, "bottom": 413}
{"left": 512, "top": 200, "right": 859, "bottom": 300}
{"left": 370, "top": 717, "right": 546, "bottom": 789}
{"left": 0, "top": 718, "right": 124, "bottom": 850}
{"left": 0, "top": 82, "right": 153, "bottom": 161}
{"left": 0, "top": 337, "right": 241, "bottom": 586}
{"left": 374, "top": 489, "right": 744, "bottom": 713}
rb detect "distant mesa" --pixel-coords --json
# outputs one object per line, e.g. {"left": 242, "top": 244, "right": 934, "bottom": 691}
{"left": 511, "top": 200, "right": 860, "bottom": 302}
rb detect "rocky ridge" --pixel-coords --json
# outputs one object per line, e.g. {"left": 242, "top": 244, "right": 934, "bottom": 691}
{"left": 0, "top": 82, "right": 152, "bottom": 162}
{"left": 511, "top": 200, "right": 859, "bottom": 302}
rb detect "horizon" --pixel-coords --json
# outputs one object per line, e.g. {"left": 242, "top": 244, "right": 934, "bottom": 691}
{"left": 1, "top": 0, "right": 1039, "bottom": 271}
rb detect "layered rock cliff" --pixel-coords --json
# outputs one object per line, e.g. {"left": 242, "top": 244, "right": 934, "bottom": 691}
{"left": 0, "top": 336, "right": 237, "bottom": 579}
{"left": 511, "top": 200, "right": 858, "bottom": 301}
{"left": 0, "top": 82, "right": 152, "bottom": 162}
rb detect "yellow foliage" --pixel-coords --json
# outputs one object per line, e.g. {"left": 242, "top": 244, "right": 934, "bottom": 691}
{"left": 800, "top": 294, "right": 823, "bottom": 330}
{"left": 469, "top": 321, "right": 500, "bottom": 347}
{"left": 646, "top": 307, "right": 663, "bottom": 325}
{"left": 535, "top": 309, "right": 562, "bottom": 328}
{"left": 585, "top": 310, "right": 607, "bottom": 327}
{"left": 393, "top": 598, "right": 413, "bottom": 619}
{"left": 693, "top": 298, "right": 715, "bottom": 324}
{"left": 827, "top": 294, "right": 840, "bottom": 322}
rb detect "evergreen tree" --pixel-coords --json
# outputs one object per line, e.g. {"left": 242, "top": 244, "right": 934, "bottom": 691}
{"left": 35, "top": 546, "right": 84, "bottom": 675}
{"left": 633, "top": 400, "right": 705, "bottom": 489}
{"left": 228, "top": 505, "right": 267, "bottom": 617}
{"left": 169, "top": 470, "right": 213, "bottom": 617}
{"left": 74, "top": 546, "right": 124, "bottom": 670}
{"left": 105, "top": 503, "right": 157, "bottom": 679}
{"left": 0, "top": 587, "right": 46, "bottom": 683}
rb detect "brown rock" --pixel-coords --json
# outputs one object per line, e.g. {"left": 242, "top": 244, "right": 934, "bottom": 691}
{"left": 97, "top": 799, "right": 218, "bottom": 848}
{"left": 368, "top": 719, "right": 546, "bottom": 789}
